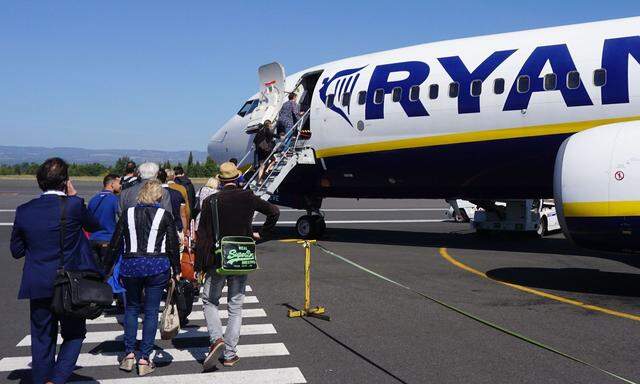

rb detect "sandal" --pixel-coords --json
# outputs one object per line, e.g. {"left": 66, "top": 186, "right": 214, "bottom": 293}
{"left": 137, "top": 359, "right": 155, "bottom": 376}
{"left": 119, "top": 354, "right": 136, "bottom": 372}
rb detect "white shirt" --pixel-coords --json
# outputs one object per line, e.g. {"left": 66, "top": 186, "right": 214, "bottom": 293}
{"left": 43, "top": 190, "right": 67, "bottom": 196}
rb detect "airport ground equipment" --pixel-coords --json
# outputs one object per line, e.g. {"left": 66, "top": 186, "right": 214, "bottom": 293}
{"left": 445, "top": 199, "right": 478, "bottom": 222}
{"left": 471, "top": 199, "right": 560, "bottom": 237}
{"left": 243, "top": 110, "right": 326, "bottom": 238}
{"left": 285, "top": 240, "right": 329, "bottom": 321}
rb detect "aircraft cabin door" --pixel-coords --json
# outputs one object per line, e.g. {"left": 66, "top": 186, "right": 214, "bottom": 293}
{"left": 246, "top": 62, "right": 286, "bottom": 132}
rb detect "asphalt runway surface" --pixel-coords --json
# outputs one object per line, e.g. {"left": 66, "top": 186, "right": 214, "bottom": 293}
{"left": 1, "top": 179, "right": 640, "bottom": 383}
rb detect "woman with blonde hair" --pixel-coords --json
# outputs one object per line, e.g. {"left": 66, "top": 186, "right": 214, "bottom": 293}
{"left": 108, "top": 180, "right": 180, "bottom": 376}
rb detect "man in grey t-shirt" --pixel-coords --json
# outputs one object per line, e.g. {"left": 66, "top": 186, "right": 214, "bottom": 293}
{"left": 119, "top": 162, "right": 172, "bottom": 215}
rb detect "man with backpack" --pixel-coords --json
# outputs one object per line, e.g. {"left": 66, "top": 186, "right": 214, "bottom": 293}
{"left": 195, "top": 162, "right": 279, "bottom": 371}
{"left": 120, "top": 161, "right": 140, "bottom": 191}
{"left": 87, "top": 173, "right": 121, "bottom": 274}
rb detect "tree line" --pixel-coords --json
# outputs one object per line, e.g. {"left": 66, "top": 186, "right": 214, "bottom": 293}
{"left": 0, "top": 153, "right": 219, "bottom": 178}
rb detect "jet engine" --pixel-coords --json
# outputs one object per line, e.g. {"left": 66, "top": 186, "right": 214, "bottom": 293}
{"left": 554, "top": 121, "right": 640, "bottom": 253}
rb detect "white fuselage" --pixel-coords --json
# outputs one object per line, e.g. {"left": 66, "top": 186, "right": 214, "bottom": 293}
{"left": 209, "top": 16, "right": 640, "bottom": 201}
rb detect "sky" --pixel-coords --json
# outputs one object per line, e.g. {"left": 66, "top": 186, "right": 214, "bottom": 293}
{"left": 1, "top": 1, "right": 639, "bottom": 152}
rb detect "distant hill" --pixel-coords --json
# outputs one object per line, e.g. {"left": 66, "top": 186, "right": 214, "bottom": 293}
{"left": 0, "top": 146, "right": 208, "bottom": 165}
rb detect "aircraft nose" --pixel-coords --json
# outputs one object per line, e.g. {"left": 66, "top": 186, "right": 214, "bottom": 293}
{"left": 207, "top": 115, "right": 248, "bottom": 165}
{"left": 207, "top": 129, "right": 228, "bottom": 165}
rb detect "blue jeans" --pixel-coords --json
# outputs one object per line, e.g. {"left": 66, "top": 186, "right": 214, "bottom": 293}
{"left": 121, "top": 270, "right": 170, "bottom": 359}
{"left": 202, "top": 270, "right": 248, "bottom": 359}
{"left": 30, "top": 297, "right": 86, "bottom": 384}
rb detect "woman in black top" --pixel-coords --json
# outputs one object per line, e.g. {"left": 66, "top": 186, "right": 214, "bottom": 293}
{"left": 108, "top": 180, "right": 180, "bottom": 376}
{"left": 253, "top": 120, "right": 276, "bottom": 182}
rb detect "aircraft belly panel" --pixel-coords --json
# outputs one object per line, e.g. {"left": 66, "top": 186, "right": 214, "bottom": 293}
{"left": 315, "top": 133, "right": 570, "bottom": 199}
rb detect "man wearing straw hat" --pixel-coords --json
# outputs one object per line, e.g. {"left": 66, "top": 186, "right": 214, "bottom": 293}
{"left": 195, "top": 161, "right": 279, "bottom": 371}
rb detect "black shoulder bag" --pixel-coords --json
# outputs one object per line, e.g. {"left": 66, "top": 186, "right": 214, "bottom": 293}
{"left": 51, "top": 197, "right": 114, "bottom": 319}
{"left": 209, "top": 195, "right": 257, "bottom": 275}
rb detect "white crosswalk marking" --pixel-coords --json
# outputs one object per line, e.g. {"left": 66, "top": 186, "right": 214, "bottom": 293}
{"left": 0, "top": 343, "right": 290, "bottom": 371}
{"left": 5, "top": 285, "right": 306, "bottom": 382}
{"left": 89, "top": 308, "right": 267, "bottom": 325}
{"left": 74, "top": 367, "right": 307, "bottom": 384}
{"left": 160, "top": 296, "right": 259, "bottom": 307}
{"left": 17, "top": 324, "right": 277, "bottom": 347}
{"left": 108, "top": 286, "right": 254, "bottom": 306}
{"left": 224, "top": 285, "right": 253, "bottom": 292}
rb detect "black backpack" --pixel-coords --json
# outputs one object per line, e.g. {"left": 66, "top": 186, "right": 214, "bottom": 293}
{"left": 121, "top": 176, "right": 140, "bottom": 191}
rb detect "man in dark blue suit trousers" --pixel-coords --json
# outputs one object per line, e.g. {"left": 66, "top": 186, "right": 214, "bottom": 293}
{"left": 10, "top": 158, "right": 102, "bottom": 384}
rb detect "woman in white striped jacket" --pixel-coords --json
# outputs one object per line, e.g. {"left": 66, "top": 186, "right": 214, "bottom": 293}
{"left": 108, "top": 180, "right": 180, "bottom": 376}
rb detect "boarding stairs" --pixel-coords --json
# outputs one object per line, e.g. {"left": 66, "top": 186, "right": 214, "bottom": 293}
{"left": 243, "top": 110, "right": 314, "bottom": 201}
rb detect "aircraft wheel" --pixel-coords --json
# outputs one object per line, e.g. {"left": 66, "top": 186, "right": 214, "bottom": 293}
{"left": 296, "top": 215, "right": 315, "bottom": 239}
{"left": 312, "top": 216, "right": 326, "bottom": 238}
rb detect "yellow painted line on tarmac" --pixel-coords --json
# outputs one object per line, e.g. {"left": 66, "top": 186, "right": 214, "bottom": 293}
{"left": 439, "top": 247, "right": 640, "bottom": 322}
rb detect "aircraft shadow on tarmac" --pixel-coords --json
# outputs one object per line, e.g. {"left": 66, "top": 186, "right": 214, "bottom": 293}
{"left": 276, "top": 227, "right": 596, "bottom": 257}
{"left": 486, "top": 267, "right": 640, "bottom": 297}
{"left": 273, "top": 227, "right": 640, "bottom": 297}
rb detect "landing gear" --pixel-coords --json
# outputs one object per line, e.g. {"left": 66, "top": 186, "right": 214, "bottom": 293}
{"left": 295, "top": 214, "right": 326, "bottom": 239}
{"left": 536, "top": 216, "right": 548, "bottom": 238}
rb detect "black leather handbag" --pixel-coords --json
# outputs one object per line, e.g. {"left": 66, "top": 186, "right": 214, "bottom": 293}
{"left": 51, "top": 197, "right": 113, "bottom": 320}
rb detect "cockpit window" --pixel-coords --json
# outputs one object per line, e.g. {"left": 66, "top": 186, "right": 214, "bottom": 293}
{"left": 237, "top": 99, "right": 259, "bottom": 117}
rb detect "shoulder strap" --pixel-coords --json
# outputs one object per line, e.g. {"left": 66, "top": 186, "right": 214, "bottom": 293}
{"left": 209, "top": 194, "right": 220, "bottom": 247}
{"left": 58, "top": 196, "right": 68, "bottom": 270}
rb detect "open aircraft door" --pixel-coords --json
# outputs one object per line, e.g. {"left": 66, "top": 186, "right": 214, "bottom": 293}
{"left": 246, "top": 62, "right": 286, "bottom": 133}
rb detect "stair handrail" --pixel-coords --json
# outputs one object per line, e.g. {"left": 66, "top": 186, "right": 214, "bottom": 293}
{"left": 244, "top": 110, "right": 310, "bottom": 192}
{"left": 238, "top": 144, "right": 255, "bottom": 169}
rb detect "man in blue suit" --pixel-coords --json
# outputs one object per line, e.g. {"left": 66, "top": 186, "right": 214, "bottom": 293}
{"left": 10, "top": 157, "right": 102, "bottom": 384}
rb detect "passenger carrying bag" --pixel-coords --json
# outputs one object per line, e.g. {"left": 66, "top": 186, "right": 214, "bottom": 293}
{"left": 160, "top": 278, "right": 180, "bottom": 339}
{"left": 175, "top": 279, "right": 195, "bottom": 327}
{"left": 51, "top": 197, "right": 113, "bottom": 320}
{"left": 209, "top": 196, "right": 258, "bottom": 275}
{"left": 180, "top": 246, "right": 196, "bottom": 281}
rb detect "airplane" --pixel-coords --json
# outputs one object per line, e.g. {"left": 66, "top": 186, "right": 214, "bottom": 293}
{"left": 208, "top": 16, "right": 640, "bottom": 254}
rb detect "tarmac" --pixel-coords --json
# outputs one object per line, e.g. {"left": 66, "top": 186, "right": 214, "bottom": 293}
{"left": 1, "top": 179, "right": 640, "bottom": 383}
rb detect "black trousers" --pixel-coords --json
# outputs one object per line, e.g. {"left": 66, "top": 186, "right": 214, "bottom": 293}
{"left": 90, "top": 240, "right": 112, "bottom": 275}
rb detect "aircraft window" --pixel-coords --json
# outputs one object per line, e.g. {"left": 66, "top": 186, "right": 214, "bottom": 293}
{"left": 342, "top": 92, "right": 351, "bottom": 107}
{"left": 449, "top": 82, "right": 459, "bottom": 98}
{"left": 544, "top": 73, "right": 557, "bottom": 91}
{"left": 517, "top": 75, "right": 530, "bottom": 93}
{"left": 247, "top": 99, "right": 259, "bottom": 114}
{"left": 392, "top": 87, "right": 402, "bottom": 102}
{"left": 374, "top": 89, "right": 385, "bottom": 104}
{"left": 494, "top": 78, "right": 505, "bottom": 94}
{"left": 429, "top": 84, "right": 439, "bottom": 99}
{"left": 327, "top": 94, "right": 335, "bottom": 108}
{"left": 594, "top": 69, "right": 607, "bottom": 87}
{"left": 567, "top": 71, "right": 581, "bottom": 90}
{"left": 237, "top": 99, "right": 258, "bottom": 117}
{"left": 358, "top": 91, "right": 367, "bottom": 105}
{"left": 409, "top": 85, "right": 420, "bottom": 101}
{"left": 470, "top": 80, "right": 482, "bottom": 97}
